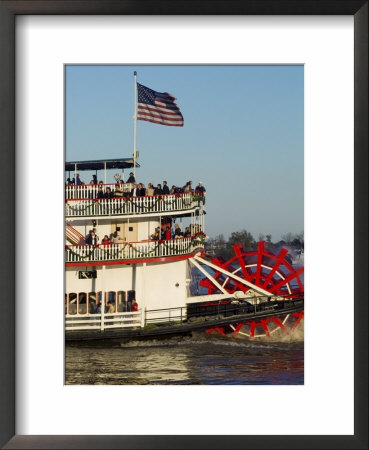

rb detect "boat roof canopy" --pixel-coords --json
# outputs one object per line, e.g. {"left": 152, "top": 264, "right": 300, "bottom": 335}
{"left": 65, "top": 158, "right": 140, "bottom": 172}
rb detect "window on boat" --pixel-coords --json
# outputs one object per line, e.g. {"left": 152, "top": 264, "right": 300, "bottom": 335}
{"left": 117, "top": 291, "right": 126, "bottom": 312}
{"left": 65, "top": 294, "right": 68, "bottom": 315}
{"left": 88, "top": 292, "right": 96, "bottom": 313}
{"left": 127, "top": 290, "right": 135, "bottom": 311}
{"left": 107, "top": 291, "right": 117, "bottom": 312}
{"left": 68, "top": 293, "right": 77, "bottom": 315}
{"left": 94, "top": 292, "right": 102, "bottom": 313}
{"left": 78, "top": 292, "right": 87, "bottom": 314}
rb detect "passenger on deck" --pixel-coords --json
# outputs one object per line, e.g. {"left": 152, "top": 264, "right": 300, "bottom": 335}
{"left": 131, "top": 184, "right": 140, "bottom": 197}
{"left": 114, "top": 183, "right": 123, "bottom": 198}
{"left": 126, "top": 172, "right": 135, "bottom": 183}
{"left": 106, "top": 301, "right": 115, "bottom": 314}
{"left": 154, "top": 184, "right": 163, "bottom": 195}
{"left": 162, "top": 181, "right": 170, "bottom": 195}
{"left": 92, "top": 175, "right": 98, "bottom": 185}
{"left": 131, "top": 299, "right": 138, "bottom": 312}
{"left": 123, "top": 188, "right": 131, "bottom": 198}
{"left": 111, "top": 231, "right": 121, "bottom": 243}
{"left": 110, "top": 231, "right": 121, "bottom": 258}
{"left": 86, "top": 230, "right": 98, "bottom": 245}
{"left": 101, "top": 235, "right": 111, "bottom": 245}
{"left": 147, "top": 183, "right": 154, "bottom": 196}
{"left": 136, "top": 183, "right": 142, "bottom": 195}
{"left": 139, "top": 183, "right": 146, "bottom": 196}
{"left": 150, "top": 227, "right": 160, "bottom": 240}
{"left": 195, "top": 181, "right": 206, "bottom": 194}
{"left": 89, "top": 301, "right": 97, "bottom": 314}
{"left": 104, "top": 187, "right": 114, "bottom": 214}
{"left": 88, "top": 181, "right": 95, "bottom": 199}
{"left": 174, "top": 223, "right": 183, "bottom": 237}
{"left": 183, "top": 180, "right": 193, "bottom": 192}
{"left": 104, "top": 187, "right": 114, "bottom": 199}
{"left": 184, "top": 226, "right": 191, "bottom": 237}
{"left": 92, "top": 228, "right": 99, "bottom": 241}
{"left": 97, "top": 186, "right": 104, "bottom": 199}
{"left": 72, "top": 173, "right": 82, "bottom": 185}
{"left": 195, "top": 181, "right": 206, "bottom": 204}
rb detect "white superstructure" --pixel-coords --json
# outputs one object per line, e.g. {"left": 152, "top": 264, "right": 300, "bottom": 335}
{"left": 65, "top": 159, "right": 206, "bottom": 332}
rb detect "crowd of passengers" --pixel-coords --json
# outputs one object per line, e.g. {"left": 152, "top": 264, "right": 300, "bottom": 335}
{"left": 68, "top": 298, "right": 138, "bottom": 315}
{"left": 66, "top": 172, "right": 206, "bottom": 199}
{"left": 84, "top": 223, "right": 203, "bottom": 245}
{"left": 89, "top": 298, "right": 138, "bottom": 314}
{"left": 150, "top": 223, "right": 203, "bottom": 240}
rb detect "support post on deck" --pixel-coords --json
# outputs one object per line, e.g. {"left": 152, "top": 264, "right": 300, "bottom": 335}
{"left": 101, "top": 265, "right": 105, "bottom": 331}
{"left": 140, "top": 262, "right": 146, "bottom": 328}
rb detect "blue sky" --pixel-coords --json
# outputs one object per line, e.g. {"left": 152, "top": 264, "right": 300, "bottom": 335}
{"left": 65, "top": 65, "right": 304, "bottom": 241}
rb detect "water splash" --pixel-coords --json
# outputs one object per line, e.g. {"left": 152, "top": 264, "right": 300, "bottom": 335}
{"left": 119, "top": 323, "right": 304, "bottom": 349}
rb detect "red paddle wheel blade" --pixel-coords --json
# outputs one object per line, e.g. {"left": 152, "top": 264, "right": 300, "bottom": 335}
{"left": 198, "top": 241, "right": 304, "bottom": 338}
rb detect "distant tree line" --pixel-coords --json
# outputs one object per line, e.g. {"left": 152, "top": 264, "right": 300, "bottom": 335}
{"left": 205, "top": 230, "right": 304, "bottom": 260}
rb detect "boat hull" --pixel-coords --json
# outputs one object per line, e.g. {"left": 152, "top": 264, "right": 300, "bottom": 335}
{"left": 65, "top": 299, "right": 303, "bottom": 342}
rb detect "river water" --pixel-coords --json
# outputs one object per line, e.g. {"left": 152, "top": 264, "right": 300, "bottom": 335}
{"left": 65, "top": 330, "right": 304, "bottom": 385}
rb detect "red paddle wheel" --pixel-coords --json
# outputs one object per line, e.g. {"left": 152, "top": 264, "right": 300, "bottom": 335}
{"left": 200, "top": 241, "right": 304, "bottom": 338}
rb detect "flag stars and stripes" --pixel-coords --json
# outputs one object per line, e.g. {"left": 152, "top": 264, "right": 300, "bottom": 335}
{"left": 137, "top": 83, "right": 184, "bottom": 127}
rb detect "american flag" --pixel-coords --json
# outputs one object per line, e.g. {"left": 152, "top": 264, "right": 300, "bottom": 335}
{"left": 136, "top": 83, "right": 184, "bottom": 127}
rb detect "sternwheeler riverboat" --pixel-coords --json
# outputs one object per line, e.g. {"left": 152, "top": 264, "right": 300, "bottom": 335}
{"left": 65, "top": 159, "right": 304, "bottom": 342}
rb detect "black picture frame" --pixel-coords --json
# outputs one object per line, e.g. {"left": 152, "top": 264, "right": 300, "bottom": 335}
{"left": 0, "top": 1, "right": 367, "bottom": 449}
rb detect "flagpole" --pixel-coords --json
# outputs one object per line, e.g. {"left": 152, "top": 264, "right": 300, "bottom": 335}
{"left": 133, "top": 71, "right": 137, "bottom": 181}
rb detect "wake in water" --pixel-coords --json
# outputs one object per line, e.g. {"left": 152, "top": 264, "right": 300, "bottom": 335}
{"left": 118, "top": 323, "right": 304, "bottom": 349}
{"left": 66, "top": 320, "right": 304, "bottom": 385}
{"left": 66, "top": 327, "right": 304, "bottom": 385}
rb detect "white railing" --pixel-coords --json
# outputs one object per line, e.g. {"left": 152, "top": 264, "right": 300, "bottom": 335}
{"left": 65, "top": 192, "right": 201, "bottom": 217}
{"left": 65, "top": 311, "right": 142, "bottom": 331}
{"left": 65, "top": 235, "right": 205, "bottom": 263}
{"left": 145, "top": 307, "right": 186, "bottom": 324}
{"left": 65, "top": 182, "right": 134, "bottom": 200}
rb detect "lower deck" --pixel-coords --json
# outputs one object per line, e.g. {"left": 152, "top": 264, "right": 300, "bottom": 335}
{"left": 65, "top": 257, "right": 195, "bottom": 313}
{"left": 65, "top": 298, "right": 304, "bottom": 341}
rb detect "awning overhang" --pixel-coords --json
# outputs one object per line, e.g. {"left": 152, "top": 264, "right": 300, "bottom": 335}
{"left": 65, "top": 158, "right": 140, "bottom": 172}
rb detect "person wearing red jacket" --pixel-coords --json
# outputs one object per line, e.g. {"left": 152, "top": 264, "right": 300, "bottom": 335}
{"left": 131, "top": 299, "right": 138, "bottom": 312}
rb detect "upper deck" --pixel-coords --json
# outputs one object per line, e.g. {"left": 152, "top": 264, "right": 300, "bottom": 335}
{"left": 65, "top": 158, "right": 205, "bottom": 219}
{"left": 65, "top": 183, "right": 204, "bottom": 219}
{"left": 65, "top": 233, "right": 206, "bottom": 266}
